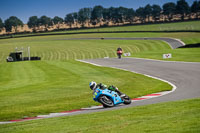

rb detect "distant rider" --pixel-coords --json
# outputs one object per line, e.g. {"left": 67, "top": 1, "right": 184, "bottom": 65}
{"left": 89, "top": 81, "right": 125, "bottom": 97}
{"left": 117, "top": 46, "right": 123, "bottom": 59}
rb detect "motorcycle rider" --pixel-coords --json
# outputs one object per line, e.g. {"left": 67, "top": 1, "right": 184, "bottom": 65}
{"left": 89, "top": 81, "right": 125, "bottom": 97}
{"left": 117, "top": 46, "right": 123, "bottom": 59}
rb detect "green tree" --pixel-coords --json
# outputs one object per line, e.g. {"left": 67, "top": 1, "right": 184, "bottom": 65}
{"left": 102, "top": 8, "right": 111, "bottom": 25}
{"left": 65, "top": 13, "right": 74, "bottom": 28}
{"left": 0, "top": 18, "right": 4, "bottom": 32}
{"left": 78, "top": 8, "right": 92, "bottom": 27}
{"left": 108, "top": 7, "right": 116, "bottom": 23}
{"left": 4, "top": 16, "right": 23, "bottom": 32}
{"left": 118, "top": 6, "right": 128, "bottom": 24}
{"left": 144, "top": 4, "right": 152, "bottom": 22}
{"left": 163, "top": 2, "right": 176, "bottom": 21}
{"left": 91, "top": 5, "right": 104, "bottom": 27}
{"left": 27, "top": 16, "right": 39, "bottom": 32}
{"left": 108, "top": 7, "right": 125, "bottom": 24}
{"left": 38, "top": 16, "right": 53, "bottom": 31}
{"left": 72, "top": 12, "right": 78, "bottom": 27}
{"left": 52, "top": 16, "right": 63, "bottom": 29}
{"left": 136, "top": 7, "right": 146, "bottom": 23}
{"left": 191, "top": 0, "right": 200, "bottom": 18}
{"left": 152, "top": 4, "right": 161, "bottom": 22}
{"left": 124, "top": 8, "right": 135, "bottom": 24}
{"left": 176, "top": 0, "right": 190, "bottom": 20}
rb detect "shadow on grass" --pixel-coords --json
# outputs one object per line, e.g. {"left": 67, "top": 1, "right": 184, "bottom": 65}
{"left": 178, "top": 43, "right": 200, "bottom": 48}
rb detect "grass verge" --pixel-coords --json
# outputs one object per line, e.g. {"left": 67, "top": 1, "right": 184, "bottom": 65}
{"left": 0, "top": 38, "right": 171, "bottom": 62}
{"left": 0, "top": 32, "right": 200, "bottom": 62}
{"left": 1, "top": 20, "right": 200, "bottom": 39}
{"left": 0, "top": 98, "right": 199, "bottom": 133}
{"left": 131, "top": 48, "right": 200, "bottom": 62}
{"left": 0, "top": 60, "right": 172, "bottom": 121}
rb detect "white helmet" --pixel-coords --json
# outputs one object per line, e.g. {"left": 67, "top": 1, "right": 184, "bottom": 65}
{"left": 89, "top": 81, "right": 97, "bottom": 90}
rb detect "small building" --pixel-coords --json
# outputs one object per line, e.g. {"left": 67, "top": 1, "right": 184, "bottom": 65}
{"left": 7, "top": 51, "right": 23, "bottom": 62}
{"left": 6, "top": 48, "right": 41, "bottom": 62}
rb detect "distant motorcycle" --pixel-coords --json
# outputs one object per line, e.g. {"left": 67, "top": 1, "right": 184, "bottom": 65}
{"left": 117, "top": 50, "right": 123, "bottom": 59}
{"left": 93, "top": 87, "right": 131, "bottom": 108}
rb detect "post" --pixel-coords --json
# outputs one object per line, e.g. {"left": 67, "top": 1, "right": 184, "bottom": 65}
{"left": 21, "top": 47, "right": 24, "bottom": 61}
{"left": 28, "top": 46, "right": 31, "bottom": 61}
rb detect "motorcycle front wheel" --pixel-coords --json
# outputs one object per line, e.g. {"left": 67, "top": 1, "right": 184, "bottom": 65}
{"left": 99, "top": 95, "right": 114, "bottom": 108}
{"left": 122, "top": 96, "right": 132, "bottom": 104}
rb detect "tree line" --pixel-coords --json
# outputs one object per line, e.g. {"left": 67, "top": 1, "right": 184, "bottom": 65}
{"left": 0, "top": 0, "right": 200, "bottom": 33}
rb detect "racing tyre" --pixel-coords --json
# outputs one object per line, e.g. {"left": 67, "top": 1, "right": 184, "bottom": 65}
{"left": 99, "top": 95, "right": 114, "bottom": 108}
{"left": 122, "top": 96, "right": 131, "bottom": 104}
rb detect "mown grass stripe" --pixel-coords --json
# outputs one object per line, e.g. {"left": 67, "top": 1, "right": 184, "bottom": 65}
{"left": 125, "top": 46, "right": 134, "bottom": 53}
{"left": 143, "top": 41, "right": 155, "bottom": 51}
{"left": 0, "top": 53, "right": 4, "bottom": 62}
{"left": 149, "top": 41, "right": 160, "bottom": 51}
{"left": 55, "top": 49, "right": 60, "bottom": 59}
{"left": 94, "top": 48, "right": 102, "bottom": 59}
{"left": 62, "top": 50, "right": 68, "bottom": 60}
{"left": 72, "top": 50, "right": 77, "bottom": 59}
{"left": 80, "top": 51, "right": 85, "bottom": 60}
{"left": 41, "top": 52, "right": 46, "bottom": 60}
{"left": 63, "top": 50, "right": 69, "bottom": 60}
{"left": 134, "top": 45, "right": 140, "bottom": 53}
{"left": 0, "top": 39, "right": 176, "bottom": 62}
{"left": 135, "top": 42, "right": 146, "bottom": 51}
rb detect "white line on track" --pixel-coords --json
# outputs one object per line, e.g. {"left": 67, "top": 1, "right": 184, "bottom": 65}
{"left": 76, "top": 59, "right": 177, "bottom": 98}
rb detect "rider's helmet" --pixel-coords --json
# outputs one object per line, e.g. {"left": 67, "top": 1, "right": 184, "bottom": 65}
{"left": 89, "top": 81, "right": 97, "bottom": 90}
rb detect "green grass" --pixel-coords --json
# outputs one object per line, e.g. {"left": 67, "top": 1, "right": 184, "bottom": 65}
{"left": 0, "top": 21, "right": 199, "bottom": 133}
{"left": 0, "top": 60, "right": 172, "bottom": 121}
{"left": 0, "top": 21, "right": 200, "bottom": 124}
{"left": 131, "top": 48, "right": 200, "bottom": 62}
{"left": 1, "top": 20, "right": 200, "bottom": 39}
{"left": 0, "top": 37, "right": 172, "bottom": 62}
{"left": 0, "top": 30, "right": 199, "bottom": 121}
{"left": 0, "top": 98, "right": 199, "bottom": 133}
{"left": 0, "top": 32, "right": 200, "bottom": 63}
{"left": 74, "top": 20, "right": 200, "bottom": 32}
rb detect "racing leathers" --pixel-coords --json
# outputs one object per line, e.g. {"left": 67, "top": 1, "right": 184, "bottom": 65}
{"left": 96, "top": 83, "right": 125, "bottom": 97}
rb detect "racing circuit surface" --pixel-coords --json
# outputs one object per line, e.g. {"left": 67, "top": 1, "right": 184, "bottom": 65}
{"left": 65, "top": 34, "right": 200, "bottom": 115}
{"left": 82, "top": 58, "right": 200, "bottom": 104}
{"left": 66, "top": 37, "right": 200, "bottom": 115}
{"left": 66, "top": 57, "right": 200, "bottom": 116}
{"left": 64, "top": 37, "right": 185, "bottom": 49}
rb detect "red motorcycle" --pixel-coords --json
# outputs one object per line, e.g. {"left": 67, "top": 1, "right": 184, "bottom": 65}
{"left": 117, "top": 50, "right": 123, "bottom": 59}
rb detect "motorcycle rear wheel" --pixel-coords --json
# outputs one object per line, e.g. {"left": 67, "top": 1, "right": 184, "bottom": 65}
{"left": 99, "top": 95, "right": 114, "bottom": 108}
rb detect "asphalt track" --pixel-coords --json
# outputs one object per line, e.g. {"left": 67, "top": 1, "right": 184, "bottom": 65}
{"left": 64, "top": 37, "right": 185, "bottom": 49}
{"left": 66, "top": 37, "right": 199, "bottom": 115}
{"left": 67, "top": 57, "right": 199, "bottom": 115}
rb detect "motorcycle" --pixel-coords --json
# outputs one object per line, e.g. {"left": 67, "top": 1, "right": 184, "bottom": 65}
{"left": 93, "top": 87, "right": 131, "bottom": 108}
{"left": 117, "top": 50, "right": 123, "bottom": 59}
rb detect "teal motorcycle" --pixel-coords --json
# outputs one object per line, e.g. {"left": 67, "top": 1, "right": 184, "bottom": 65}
{"left": 93, "top": 87, "right": 131, "bottom": 108}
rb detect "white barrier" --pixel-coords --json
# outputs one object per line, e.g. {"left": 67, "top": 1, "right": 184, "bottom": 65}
{"left": 163, "top": 53, "right": 172, "bottom": 59}
{"left": 124, "top": 52, "right": 131, "bottom": 56}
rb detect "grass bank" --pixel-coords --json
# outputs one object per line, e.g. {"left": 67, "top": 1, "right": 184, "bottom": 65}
{"left": 131, "top": 48, "right": 200, "bottom": 62}
{"left": 0, "top": 32, "right": 200, "bottom": 62}
{"left": 0, "top": 60, "right": 172, "bottom": 121}
{"left": 0, "top": 98, "right": 199, "bottom": 133}
{"left": 1, "top": 20, "right": 200, "bottom": 39}
{"left": 0, "top": 38, "right": 171, "bottom": 62}
{"left": 0, "top": 26, "right": 199, "bottom": 121}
